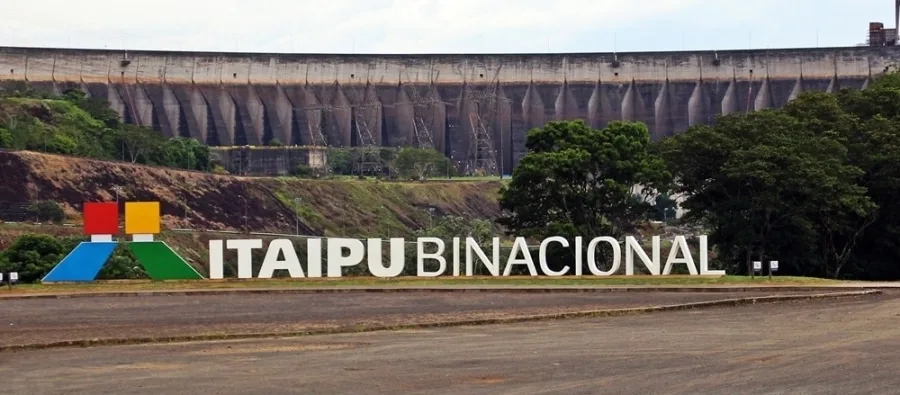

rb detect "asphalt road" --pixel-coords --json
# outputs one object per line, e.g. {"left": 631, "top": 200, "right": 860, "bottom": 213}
{"left": 1, "top": 291, "right": 898, "bottom": 394}
{"left": 0, "top": 291, "right": 810, "bottom": 348}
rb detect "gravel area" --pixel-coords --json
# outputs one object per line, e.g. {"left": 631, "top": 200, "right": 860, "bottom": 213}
{"left": 0, "top": 291, "right": 895, "bottom": 394}
{"left": 0, "top": 290, "right": 825, "bottom": 347}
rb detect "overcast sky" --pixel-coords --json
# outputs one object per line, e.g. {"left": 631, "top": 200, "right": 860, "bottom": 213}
{"left": 0, "top": 0, "right": 895, "bottom": 53}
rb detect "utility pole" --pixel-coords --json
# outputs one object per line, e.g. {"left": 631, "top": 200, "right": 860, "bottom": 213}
{"left": 111, "top": 186, "right": 124, "bottom": 225}
{"left": 294, "top": 197, "right": 302, "bottom": 235}
{"left": 381, "top": 205, "right": 390, "bottom": 238}
{"left": 112, "top": 186, "right": 123, "bottom": 205}
{"left": 240, "top": 196, "right": 248, "bottom": 233}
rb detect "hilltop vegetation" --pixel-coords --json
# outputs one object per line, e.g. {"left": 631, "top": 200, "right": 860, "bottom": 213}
{"left": 0, "top": 84, "right": 211, "bottom": 171}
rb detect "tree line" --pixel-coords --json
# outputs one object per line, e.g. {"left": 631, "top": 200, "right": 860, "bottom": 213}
{"left": 498, "top": 70, "right": 900, "bottom": 280}
{"left": 319, "top": 147, "right": 458, "bottom": 179}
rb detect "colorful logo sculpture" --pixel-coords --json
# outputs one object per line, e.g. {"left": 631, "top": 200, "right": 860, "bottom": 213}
{"left": 42, "top": 201, "right": 204, "bottom": 282}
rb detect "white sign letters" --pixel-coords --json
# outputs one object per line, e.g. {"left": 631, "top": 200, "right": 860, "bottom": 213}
{"left": 206, "top": 235, "right": 724, "bottom": 279}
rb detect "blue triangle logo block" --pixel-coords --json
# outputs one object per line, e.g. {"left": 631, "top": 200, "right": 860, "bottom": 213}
{"left": 42, "top": 242, "right": 119, "bottom": 282}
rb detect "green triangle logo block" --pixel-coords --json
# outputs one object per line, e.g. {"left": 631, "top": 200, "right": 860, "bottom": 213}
{"left": 128, "top": 241, "right": 204, "bottom": 280}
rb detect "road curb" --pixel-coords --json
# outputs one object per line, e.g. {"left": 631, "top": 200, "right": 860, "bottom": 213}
{"left": 0, "top": 285, "right": 888, "bottom": 299}
{"left": 0, "top": 290, "right": 880, "bottom": 352}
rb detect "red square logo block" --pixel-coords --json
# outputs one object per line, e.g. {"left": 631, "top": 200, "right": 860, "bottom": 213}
{"left": 83, "top": 202, "right": 119, "bottom": 235}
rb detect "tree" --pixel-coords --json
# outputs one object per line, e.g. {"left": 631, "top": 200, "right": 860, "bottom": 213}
{"left": 0, "top": 234, "right": 66, "bottom": 283}
{"left": 407, "top": 215, "right": 494, "bottom": 275}
{"left": 818, "top": 82, "right": 900, "bottom": 279}
{"left": 116, "top": 124, "right": 155, "bottom": 163}
{"left": 96, "top": 246, "right": 148, "bottom": 280}
{"left": 392, "top": 148, "right": 450, "bottom": 179}
{"left": 25, "top": 200, "right": 66, "bottom": 224}
{"left": 62, "top": 88, "right": 121, "bottom": 129}
{"left": 327, "top": 148, "right": 353, "bottom": 174}
{"left": 292, "top": 164, "right": 314, "bottom": 177}
{"left": 0, "top": 250, "right": 8, "bottom": 273}
{"left": 497, "top": 120, "right": 670, "bottom": 271}
{"left": 0, "top": 127, "right": 11, "bottom": 147}
{"left": 658, "top": 103, "right": 876, "bottom": 278}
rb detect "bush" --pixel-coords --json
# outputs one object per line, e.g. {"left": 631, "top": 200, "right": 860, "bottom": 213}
{"left": 211, "top": 164, "right": 230, "bottom": 175}
{"left": 0, "top": 88, "right": 213, "bottom": 172}
{"left": 0, "top": 234, "right": 66, "bottom": 283}
{"left": 0, "top": 127, "right": 11, "bottom": 147}
{"left": 291, "top": 164, "right": 314, "bottom": 177}
{"left": 25, "top": 201, "right": 66, "bottom": 223}
{"left": 97, "top": 246, "right": 148, "bottom": 280}
{"left": 392, "top": 148, "right": 451, "bottom": 179}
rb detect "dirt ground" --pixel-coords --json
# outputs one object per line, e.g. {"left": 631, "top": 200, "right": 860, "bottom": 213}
{"left": 0, "top": 291, "right": 897, "bottom": 394}
{"left": 0, "top": 290, "right": 820, "bottom": 348}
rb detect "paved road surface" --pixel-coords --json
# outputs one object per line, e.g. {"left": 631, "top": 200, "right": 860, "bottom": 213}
{"left": 1, "top": 292, "right": 898, "bottom": 394}
{"left": 0, "top": 291, "right": 815, "bottom": 347}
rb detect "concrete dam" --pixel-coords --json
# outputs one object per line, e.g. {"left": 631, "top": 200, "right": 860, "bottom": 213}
{"left": 2, "top": 46, "right": 900, "bottom": 172}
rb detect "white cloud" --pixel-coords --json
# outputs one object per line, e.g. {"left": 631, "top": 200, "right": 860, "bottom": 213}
{"left": 0, "top": 0, "right": 702, "bottom": 52}
{"left": 0, "top": 0, "right": 889, "bottom": 53}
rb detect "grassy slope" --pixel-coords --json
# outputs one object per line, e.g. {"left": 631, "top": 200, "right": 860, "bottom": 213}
{"left": 0, "top": 150, "right": 503, "bottom": 240}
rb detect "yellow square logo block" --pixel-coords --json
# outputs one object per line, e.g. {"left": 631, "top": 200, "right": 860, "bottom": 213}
{"left": 125, "top": 201, "right": 160, "bottom": 235}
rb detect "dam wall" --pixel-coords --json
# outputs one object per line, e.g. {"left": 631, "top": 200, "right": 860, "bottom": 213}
{"left": 2, "top": 46, "right": 900, "bottom": 172}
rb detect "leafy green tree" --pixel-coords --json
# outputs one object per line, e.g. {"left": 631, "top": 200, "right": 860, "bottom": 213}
{"left": 190, "top": 139, "right": 211, "bottom": 171}
{"left": 0, "top": 127, "right": 11, "bottom": 147}
{"left": 292, "top": 164, "right": 314, "bottom": 177}
{"left": 117, "top": 124, "right": 156, "bottom": 163}
{"left": 327, "top": 148, "right": 353, "bottom": 174}
{"left": 25, "top": 201, "right": 66, "bottom": 224}
{"left": 1, "top": 87, "right": 214, "bottom": 172}
{"left": 405, "top": 215, "right": 494, "bottom": 275}
{"left": 392, "top": 148, "right": 450, "bottom": 179}
{"left": 0, "top": 234, "right": 66, "bottom": 283}
{"left": 62, "top": 88, "right": 121, "bottom": 129}
{"left": 499, "top": 120, "right": 670, "bottom": 237}
{"left": 97, "top": 246, "right": 148, "bottom": 280}
{"left": 806, "top": 82, "right": 900, "bottom": 279}
{"left": 658, "top": 101, "right": 877, "bottom": 278}
{"left": 497, "top": 120, "right": 670, "bottom": 271}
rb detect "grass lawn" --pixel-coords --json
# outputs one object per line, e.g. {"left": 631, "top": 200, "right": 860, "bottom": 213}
{"left": 0, "top": 275, "right": 844, "bottom": 294}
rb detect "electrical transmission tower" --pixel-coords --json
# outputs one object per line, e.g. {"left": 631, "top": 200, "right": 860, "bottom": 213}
{"left": 400, "top": 74, "right": 439, "bottom": 150}
{"left": 412, "top": 117, "right": 435, "bottom": 150}
{"left": 300, "top": 103, "right": 329, "bottom": 147}
{"left": 297, "top": 84, "right": 329, "bottom": 147}
{"left": 468, "top": 112, "right": 498, "bottom": 175}
{"left": 464, "top": 68, "right": 502, "bottom": 176}
{"left": 348, "top": 82, "right": 381, "bottom": 176}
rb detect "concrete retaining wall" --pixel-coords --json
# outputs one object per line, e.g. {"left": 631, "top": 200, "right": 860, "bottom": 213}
{"left": 2, "top": 45, "right": 899, "bottom": 170}
{"left": 210, "top": 146, "right": 327, "bottom": 176}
